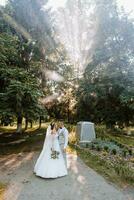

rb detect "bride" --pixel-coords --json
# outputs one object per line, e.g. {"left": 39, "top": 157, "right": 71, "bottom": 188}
{"left": 34, "top": 122, "right": 67, "bottom": 178}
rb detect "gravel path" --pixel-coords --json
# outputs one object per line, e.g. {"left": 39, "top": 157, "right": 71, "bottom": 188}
{"left": 0, "top": 151, "right": 133, "bottom": 200}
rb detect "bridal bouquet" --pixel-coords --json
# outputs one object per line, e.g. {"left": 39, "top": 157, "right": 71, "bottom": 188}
{"left": 51, "top": 148, "right": 60, "bottom": 159}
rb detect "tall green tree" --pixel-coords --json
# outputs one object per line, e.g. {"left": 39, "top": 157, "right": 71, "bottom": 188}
{"left": 77, "top": 0, "right": 134, "bottom": 127}
{"left": 0, "top": 5, "right": 47, "bottom": 132}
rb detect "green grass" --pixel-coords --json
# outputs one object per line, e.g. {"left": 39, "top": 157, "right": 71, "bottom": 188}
{"left": 0, "top": 122, "right": 72, "bottom": 155}
{"left": 0, "top": 125, "right": 47, "bottom": 155}
{"left": 108, "top": 134, "right": 134, "bottom": 147}
{"left": 95, "top": 125, "right": 134, "bottom": 148}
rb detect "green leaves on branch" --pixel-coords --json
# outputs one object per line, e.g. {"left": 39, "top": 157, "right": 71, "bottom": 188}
{"left": 0, "top": 66, "right": 46, "bottom": 124}
{"left": 77, "top": 0, "right": 134, "bottom": 127}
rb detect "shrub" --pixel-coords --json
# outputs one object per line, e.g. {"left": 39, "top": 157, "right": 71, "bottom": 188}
{"left": 104, "top": 146, "right": 109, "bottom": 152}
{"left": 85, "top": 143, "right": 89, "bottom": 148}
{"left": 118, "top": 143, "right": 124, "bottom": 148}
{"left": 114, "top": 141, "right": 118, "bottom": 145}
{"left": 96, "top": 145, "right": 101, "bottom": 151}
{"left": 114, "top": 160, "right": 134, "bottom": 182}
{"left": 128, "top": 149, "right": 133, "bottom": 156}
{"left": 111, "top": 149, "right": 117, "bottom": 155}
{"left": 102, "top": 151, "right": 108, "bottom": 156}
{"left": 122, "top": 149, "right": 128, "bottom": 157}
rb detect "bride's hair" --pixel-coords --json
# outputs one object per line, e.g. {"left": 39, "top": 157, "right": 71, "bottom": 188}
{"left": 50, "top": 122, "right": 55, "bottom": 130}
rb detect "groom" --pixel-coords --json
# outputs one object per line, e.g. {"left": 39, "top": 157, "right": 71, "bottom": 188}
{"left": 58, "top": 121, "right": 69, "bottom": 155}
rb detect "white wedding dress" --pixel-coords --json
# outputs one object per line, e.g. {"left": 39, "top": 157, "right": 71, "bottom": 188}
{"left": 34, "top": 126, "right": 67, "bottom": 178}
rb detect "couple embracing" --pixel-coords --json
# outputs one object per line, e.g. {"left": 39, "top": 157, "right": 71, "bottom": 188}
{"left": 34, "top": 121, "right": 69, "bottom": 178}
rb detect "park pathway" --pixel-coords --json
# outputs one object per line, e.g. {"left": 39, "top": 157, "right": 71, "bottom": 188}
{"left": 0, "top": 151, "right": 133, "bottom": 200}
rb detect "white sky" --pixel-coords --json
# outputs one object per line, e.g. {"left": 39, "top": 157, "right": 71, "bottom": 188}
{"left": 45, "top": 0, "right": 67, "bottom": 10}
{"left": 118, "top": 0, "right": 134, "bottom": 15}
{"left": 0, "top": 0, "right": 134, "bottom": 14}
{"left": 44, "top": 0, "right": 134, "bottom": 13}
{"left": 0, "top": 0, "right": 7, "bottom": 6}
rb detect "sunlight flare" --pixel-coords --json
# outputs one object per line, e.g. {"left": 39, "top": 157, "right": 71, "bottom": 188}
{"left": 0, "top": 0, "right": 7, "bottom": 6}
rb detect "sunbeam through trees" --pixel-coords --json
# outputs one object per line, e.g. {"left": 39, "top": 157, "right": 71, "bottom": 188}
{"left": 0, "top": 0, "right": 134, "bottom": 131}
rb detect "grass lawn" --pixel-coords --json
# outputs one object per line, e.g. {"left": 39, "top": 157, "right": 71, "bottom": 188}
{"left": 95, "top": 125, "right": 134, "bottom": 147}
{"left": 107, "top": 134, "right": 134, "bottom": 147}
{"left": 0, "top": 123, "right": 49, "bottom": 155}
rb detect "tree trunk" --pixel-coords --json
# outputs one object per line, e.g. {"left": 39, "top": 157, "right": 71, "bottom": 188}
{"left": 30, "top": 121, "right": 33, "bottom": 128}
{"left": 25, "top": 117, "right": 28, "bottom": 130}
{"left": 39, "top": 116, "right": 42, "bottom": 129}
{"left": 67, "top": 98, "right": 70, "bottom": 123}
{"left": 16, "top": 115, "right": 23, "bottom": 133}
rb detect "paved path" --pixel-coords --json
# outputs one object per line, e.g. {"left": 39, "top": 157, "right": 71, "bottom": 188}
{"left": 0, "top": 152, "right": 133, "bottom": 200}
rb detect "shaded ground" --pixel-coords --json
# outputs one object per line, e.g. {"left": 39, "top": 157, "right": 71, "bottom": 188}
{"left": 0, "top": 151, "right": 134, "bottom": 200}
{"left": 0, "top": 126, "right": 47, "bottom": 155}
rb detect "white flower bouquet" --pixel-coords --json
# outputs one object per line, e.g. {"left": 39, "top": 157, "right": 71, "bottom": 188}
{"left": 51, "top": 148, "right": 60, "bottom": 159}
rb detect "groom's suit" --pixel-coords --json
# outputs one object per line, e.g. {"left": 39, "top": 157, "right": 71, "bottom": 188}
{"left": 58, "top": 127, "right": 69, "bottom": 149}
{"left": 58, "top": 127, "right": 68, "bottom": 166}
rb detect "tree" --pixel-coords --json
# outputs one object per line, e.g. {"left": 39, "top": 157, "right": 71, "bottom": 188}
{"left": 0, "top": 9, "right": 47, "bottom": 132}
{"left": 76, "top": 0, "right": 134, "bottom": 127}
{"left": 0, "top": 66, "right": 45, "bottom": 132}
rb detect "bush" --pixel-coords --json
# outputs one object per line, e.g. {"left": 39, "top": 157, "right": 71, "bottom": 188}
{"left": 118, "top": 143, "right": 124, "bottom": 148}
{"left": 122, "top": 149, "right": 128, "bottom": 157}
{"left": 104, "top": 146, "right": 109, "bottom": 152}
{"left": 96, "top": 145, "right": 101, "bottom": 151}
{"left": 111, "top": 149, "right": 117, "bottom": 155}
{"left": 128, "top": 149, "right": 133, "bottom": 156}
{"left": 85, "top": 143, "right": 89, "bottom": 148}
{"left": 114, "top": 161, "right": 134, "bottom": 182}
{"left": 91, "top": 144, "right": 95, "bottom": 149}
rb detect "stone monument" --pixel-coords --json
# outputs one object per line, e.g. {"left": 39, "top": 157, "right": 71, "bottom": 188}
{"left": 76, "top": 121, "right": 96, "bottom": 144}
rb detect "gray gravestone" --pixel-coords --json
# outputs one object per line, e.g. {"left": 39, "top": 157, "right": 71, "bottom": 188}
{"left": 76, "top": 121, "right": 96, "bottom": 144}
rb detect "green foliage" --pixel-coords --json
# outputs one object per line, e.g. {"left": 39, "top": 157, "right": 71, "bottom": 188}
{"left": 128, "top": 149, "right": 133, "bottom": 156}
{"left": 0, "top": 33, "right": 19, "bottom": 67}
{"left": 0, "top": 8, "right": 47, "bottom": 129}
{"left": 114, "top": 160, "right": 134, "bottom": 182}
{"left": 76, "top": 0, "right": 134, "bottom": 127}
{"left": 122, "top": 149, "right": 127, "bottom": 157}
{"left": 111, "top": 149, "right": 117, "bottom": 155}
{"left": 0, "top": 0, "right": 134, "bottom": 128}
{"left": 90, "top": 139, "right": 120, "bottom": 153}
{"left": 0, "top": 66, "right": 46, "bottom": 123}
{"left": 72, "top": 144, "right": 134, "bottom": 186}
{"left": 104, "top": 146, "right": 109, "bottom": 152}
{"left": 96, "top": 145, "right": 101, "bottom": 151}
